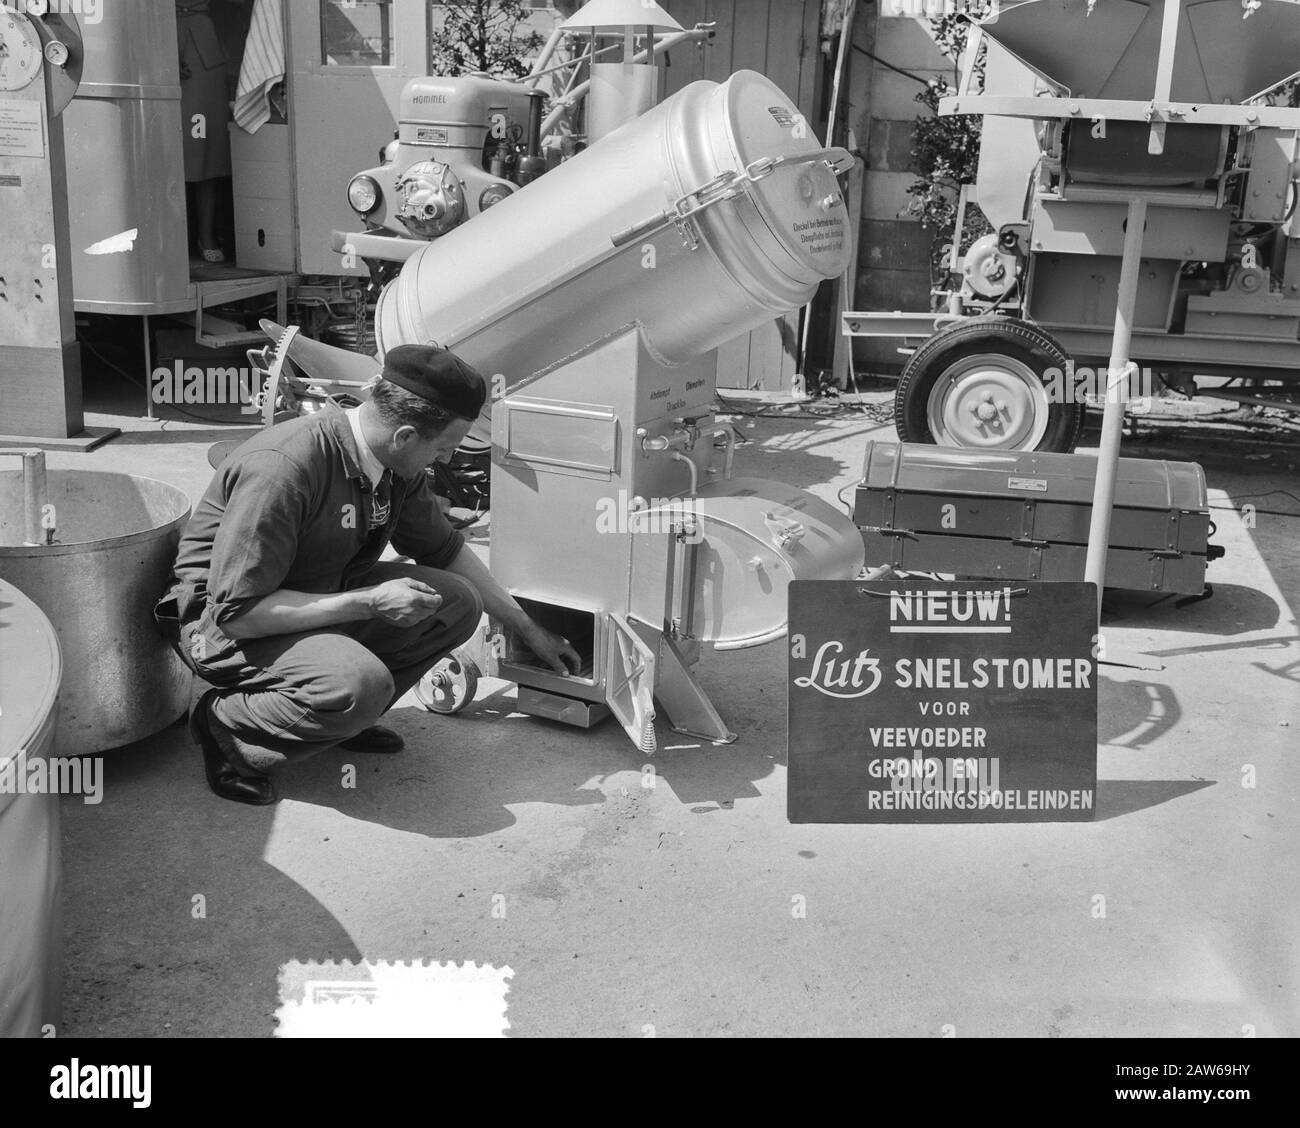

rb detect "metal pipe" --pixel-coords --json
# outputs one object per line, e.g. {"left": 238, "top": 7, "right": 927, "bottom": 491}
{"left": 638, "top": 427, "right": 691, "bottom": 453}
{"left": 525, "top": 26, "right": 565, "bottom": 85}
{"left": 707, "top": 424, "right": 737, "bottom": 479}
{"left": 540, "top": 27, "right": 714, "bottom": 139}
{"left": 669, "top": 450, "right": 700, "bottom": 495}
{"left": 2, "top": 450, "right": 48, "bottom": 546}
{"left": 1084, "top": 195, "right": 1148, "bottom": 618}
{"left": 518, "top": 91, "right": 547, "bottom": 185}
{"left": 527, "top": 45, "right": 602, "bottom": 83}
{"left": 143, "top": 315, "right": 156, "bottom": 421}
{"left": 23, "top": 450, "right": 48, "bottom": 546}
{"left": 1147, "top": 0, "right": 1183, "bottom": 155}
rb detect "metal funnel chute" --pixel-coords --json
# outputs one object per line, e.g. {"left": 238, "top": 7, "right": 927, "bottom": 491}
{"left": 982, "top": 0, "right": 1300, "bottom": 102}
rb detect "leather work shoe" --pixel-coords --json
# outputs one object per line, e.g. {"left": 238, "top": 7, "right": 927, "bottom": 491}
{"left": 338, "top": 725, "right": 405, "bottom": 754}
{"left": 189, "top": 690, "right": 277, "bottom": 806}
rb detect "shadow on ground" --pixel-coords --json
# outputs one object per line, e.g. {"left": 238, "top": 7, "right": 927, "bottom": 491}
{"left": 1102, "top": 583, "right": 1281, "bottom": 636}
{"left": 277, "top": 638, "right": 788, "bottom": 836}
{"left": 60, "top": 722, "right": 361, "bottom": 1037}
{"left": 1094, "top": 779, "right": 1215, "bottom": 821}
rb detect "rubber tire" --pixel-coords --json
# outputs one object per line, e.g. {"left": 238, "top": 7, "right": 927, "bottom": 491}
{"left": 894, "top": 317, "right": 1084, "bottom": 453}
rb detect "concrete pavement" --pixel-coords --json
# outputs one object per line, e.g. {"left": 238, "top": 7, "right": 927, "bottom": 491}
{"left": 41, "top": 374, "right": 1300, "bottom": 1037}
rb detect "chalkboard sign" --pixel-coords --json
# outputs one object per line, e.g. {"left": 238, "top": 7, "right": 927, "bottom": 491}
{"left": 788, "top": 581, "right": 1097, "bottom": 823}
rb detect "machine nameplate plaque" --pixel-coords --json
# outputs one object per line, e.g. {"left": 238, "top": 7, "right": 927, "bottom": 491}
{"left": 0, "top": 100, "right": 44, "bottom": 158}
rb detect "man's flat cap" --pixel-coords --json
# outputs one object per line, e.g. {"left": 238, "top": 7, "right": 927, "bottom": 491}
{"left": 381, "top": 344, "right": 487, "bottom": 421}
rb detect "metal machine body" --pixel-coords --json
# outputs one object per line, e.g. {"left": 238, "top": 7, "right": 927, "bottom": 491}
{"left": 334, "top": 18, "right": 717, "bottom": 269}
{"left": 0, "top": 3, "right": 103, "bottom": 447}
{"left": 408, "top": 70, "right": 863, "bottom": 748}
{"left": 854, "top": 441, "right": 1220, "bottom": 597}
{"left": 841, "top": 0, "right": 1300, "bottom": 453}
{"left": 266, "top": 70, "right": 866, "bottom": 749}
{"left": 345, "top": 74, "right": 544, "bottom": 247}
{"left": 60, "top": 0, "right": 191, "bottom": 315}
{"left": 490, "top": 329, "right": 863, "bottom": 748}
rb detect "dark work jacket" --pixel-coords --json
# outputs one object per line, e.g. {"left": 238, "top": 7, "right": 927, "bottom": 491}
{"left": 156, "top": 405, "right": 464, "bottom": 640}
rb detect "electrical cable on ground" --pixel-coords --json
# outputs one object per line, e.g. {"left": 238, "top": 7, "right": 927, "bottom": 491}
{"left": 1207, "top": 489, "right": 1300, "bottom": 519}
{"left": 715, "top": 392, "right": 894, "bottom": 423}
{"left": 81, "top": 339, "right": 260, "bottom": 429}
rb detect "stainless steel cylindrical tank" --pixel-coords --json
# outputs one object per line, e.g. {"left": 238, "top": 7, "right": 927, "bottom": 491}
{"left": 63, "top": 0, "right": 191, "bottom": 314}
{"left": 376, "top": 70, "right": 852, "bottom": 397}
{"left": 0, "top": 471, "right": 192, "bottom": 756}
{"left": 0, "top": 578, "right": 63, "bottom": 1037}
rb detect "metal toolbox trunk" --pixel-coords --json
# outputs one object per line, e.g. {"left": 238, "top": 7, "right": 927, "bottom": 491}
{"left": 854, "top": 443, "right": 1217, "bottom": 595}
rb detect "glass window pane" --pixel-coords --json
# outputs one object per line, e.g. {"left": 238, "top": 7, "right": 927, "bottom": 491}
{"left": 321, "top": 0, "right": 393, "bottom": 67}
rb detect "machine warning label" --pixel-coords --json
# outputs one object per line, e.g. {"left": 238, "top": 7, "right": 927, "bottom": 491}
{"left": 0, "top": 100, "right": 44, "bottom": 159}
{"left": 793, "top": 216, "right": 844, "bottom": 255}
{"left": 787, "top": 580, "right": 1097, "bottom": 823}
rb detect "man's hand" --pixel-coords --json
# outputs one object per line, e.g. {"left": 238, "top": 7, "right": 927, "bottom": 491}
{"left": 521, "top": 620, "right": 582, "bottom": 677}
{"left": 368, "top": 578, "right": 444, "bottom": 627}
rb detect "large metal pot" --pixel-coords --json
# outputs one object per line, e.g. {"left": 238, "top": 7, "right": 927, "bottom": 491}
{"left": 0, "top": 578, "right": 62, "bottom": 1037}
{"left": 0, "top": 468, "right": 191, "bottom": 755}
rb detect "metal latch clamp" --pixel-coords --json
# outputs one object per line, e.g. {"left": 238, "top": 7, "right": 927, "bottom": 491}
{"left": 610, "top": 146, "right": 855, "bottom": 250}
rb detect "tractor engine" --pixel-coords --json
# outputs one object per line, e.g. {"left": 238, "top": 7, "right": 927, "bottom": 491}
{"left": 345, "top": 74, "right": 548, "bottom": 246}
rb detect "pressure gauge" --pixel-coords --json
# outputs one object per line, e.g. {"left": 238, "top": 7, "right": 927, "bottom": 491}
{"left": 0, "top": 9, "right": 44, "bottom": 92}
{"left": 44, "top": 40, "right": 69, "bottom": 69}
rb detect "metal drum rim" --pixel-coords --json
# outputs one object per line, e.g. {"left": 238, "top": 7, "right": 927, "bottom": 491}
{"left": 0, "top": 579, "right": 63, "bottom": 763}
{"left": 0, "top": 471, "right": 192, "bottom": 558}
{"left": 716, "top": 70, "right": 852, "bottom": 288}
{"left": 664, "top": 76, "right": 830, "bottom": 313}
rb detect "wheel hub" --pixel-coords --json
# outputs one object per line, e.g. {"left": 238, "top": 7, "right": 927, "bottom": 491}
{"left": 413, "top": 651, "right": 480, "bottom": 714}
{"left": 928, "top": 353, "right": 1050, "bottom": 449}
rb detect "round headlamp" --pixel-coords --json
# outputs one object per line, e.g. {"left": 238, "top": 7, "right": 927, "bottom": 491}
{"left": 348, "top": 175, "right": 381, "bottom": 216}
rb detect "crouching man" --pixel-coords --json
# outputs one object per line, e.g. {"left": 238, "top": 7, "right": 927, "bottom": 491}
{"left": 156, "top": 344, "right": 580, "bottom": 805}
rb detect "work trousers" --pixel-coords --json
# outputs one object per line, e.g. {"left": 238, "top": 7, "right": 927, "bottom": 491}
{"left": 182, "top": 562, "right": 483, "bottom": 771}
